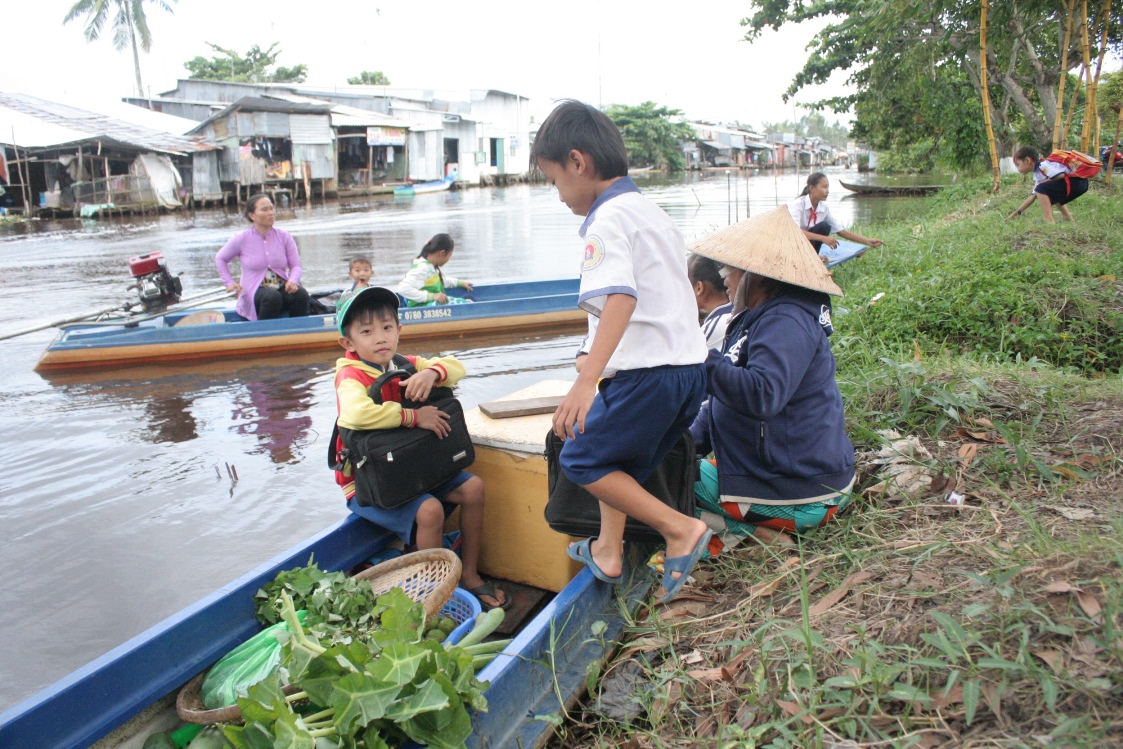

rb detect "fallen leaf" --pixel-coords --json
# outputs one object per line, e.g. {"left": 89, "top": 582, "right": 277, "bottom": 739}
{"left": 958, "top": 443, "right": 979, "bottom": 460}
{"left": 648, "top": 681, "right": 682, "bottom": 722}
{"left": 775, "top": 700, "right": 813, "bottom": 724}
{"left": 1044, "top": 581, "right": 1078, "bottom": 593}
{"left": 809, "top": 571, "right": 875, "bottom": 616}
{"left": 619, "top": 635, "right": 670, "bottom": 659}
{"left": 686, "top": 666, "right": 734, "bottom": 683}
{"left": 682, "top": 649, "right": 705, "bottom": 665}
{"left": 1096, "top": 274, "right": 1116, "bottom": 281}
{"left": 749, "top": 556, "right": 799, "bottom": 598}
{"left": 1033, "top": 649, "right": 1063, "bottom": 674}
{"left": 621, "top": 736, "right": 654, "bottom": 749}
{"left": 928, "top": 683, "right": 964, "bottom": 710}
{"left": 658, "top": 600, "right": 708, "bottom": 621}
{"left": 913, "top": 340, "right": 923, "bottom": 361}
{"left": 1050, "top": 506, "right": 1095, "bottom": 520}
{"left": 973, "top": 418, "right": 995, "bottom": 428}
{"left": 733, "top": 702, "right": 756, "bottom": 729}
{"left": 998, "top": 540, "right": 1014, "bottom": 551}
{"left": 1077, "top": 591, "right": 1102, "bottom": 618}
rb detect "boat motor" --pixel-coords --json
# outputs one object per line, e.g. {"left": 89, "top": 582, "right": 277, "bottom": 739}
{"left": 128, "top": 252, "right": 183, "bottom": 311}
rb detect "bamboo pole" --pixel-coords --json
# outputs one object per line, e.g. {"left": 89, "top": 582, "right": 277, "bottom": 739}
{"left": 1053, "top": 0, "right": 1077, "bottom": 151}
{"left": 1107, "top": 104, "right": 1122, "bottom": 186}
{"left": 1079, "top": 0, "right": 1093, "bottom": 151}
{"left": 1062, "top": 64, "right": 1085, "bottom": 144}
{"left": 981, "top": 0, "right": 1001, "bottom": 192}
{"left": 1089, "top": 0, "right": 1110, "bottom": 152}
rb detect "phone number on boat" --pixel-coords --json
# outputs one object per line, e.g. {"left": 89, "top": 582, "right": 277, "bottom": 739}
{"left": 402, "top": 307, "right": 453, "bottom": 321}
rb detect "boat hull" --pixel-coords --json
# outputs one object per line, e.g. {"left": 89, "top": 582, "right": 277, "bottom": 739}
{"left": 839, "top": 180, "right": 944, "bottom": 196}
{"left": 0, "top": 513, "right": 653, "bottom": 749}
{"left": 36, "top": 280, "right": 584, "bottom": 371}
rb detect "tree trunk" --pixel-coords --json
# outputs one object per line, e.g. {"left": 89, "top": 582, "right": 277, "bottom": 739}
{"left": 1079, "top": 0, "right": 1093, "bottom": 151}
{"left": 1052, "top": 0, "right": 1077, "bottom": 150}
{"left": 128, "top": 12, "right": 144, "bottom": 98}
{"left": 1089, "top": 0, "right": 1111, "bottom": 151}
{"left": 981, "top": 0, "right": 1001, "bottom": 192}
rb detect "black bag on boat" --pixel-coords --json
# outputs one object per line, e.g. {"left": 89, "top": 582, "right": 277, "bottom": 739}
{"left": 328, "top": 355, "right": 474, "bottom": 510}
{"left": 543, "top": 430, "right": 697, "bottom": 543}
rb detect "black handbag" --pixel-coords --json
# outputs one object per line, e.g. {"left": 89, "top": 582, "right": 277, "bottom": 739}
{"left": 328, "top": 357, "right": 474, "bottom": 510}
{"left": 543, "top": 430, "right": 698, "bottom": 543}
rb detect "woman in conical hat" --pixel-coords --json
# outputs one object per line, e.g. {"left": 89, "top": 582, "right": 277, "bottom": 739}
{"left": 687, "top": 208, "right": 855, "bottom": 551}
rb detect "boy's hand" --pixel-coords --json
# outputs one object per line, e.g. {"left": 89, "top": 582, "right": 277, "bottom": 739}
{"left": 415, "top": 406, "right": 451, "bottom": 438}
{"left": 402, "top": 368, "right": 440, "bottom": 402}
{"left": 553, "top": 379, "right": 597, "bottom": 440}
{"left": 435, "top": 292, "right": 449, "bottom": 304}
{"left": 462, "top": 281, "right": 474, "bottom": 291}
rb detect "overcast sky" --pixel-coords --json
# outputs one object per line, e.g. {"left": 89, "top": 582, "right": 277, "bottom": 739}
{"left": 6, "top": 0, "right": 851, "bottom": 130}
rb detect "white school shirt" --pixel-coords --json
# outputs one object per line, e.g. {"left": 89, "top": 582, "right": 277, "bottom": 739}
{"left": 577, "top": 178, "right": 707, "bottom": 376}
{"left": 701, "top": 302, "right": 733, "bottom": 349}
{"left": 1033, "top": 160, "right": 1069, "bottom": 184}
{"left": 787, "top": 195, "right": 843, "bottom": 233}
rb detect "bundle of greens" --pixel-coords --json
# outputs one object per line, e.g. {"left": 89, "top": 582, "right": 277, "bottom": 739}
{"left": 254, "top": 558, "right": 382, "bottom": 645}
{"left": 223, "top": 588, "right": 507, "bottom": 749}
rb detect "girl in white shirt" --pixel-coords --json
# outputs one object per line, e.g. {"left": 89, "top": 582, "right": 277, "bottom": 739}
{"left": 1007, "top": 146, "right": 1088, "bottom": 224}
{"left": 788, "top": 172, "right": 884, "bottom": 253}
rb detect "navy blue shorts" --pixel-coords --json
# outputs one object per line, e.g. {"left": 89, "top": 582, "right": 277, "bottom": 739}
{"left": 347, "top": 470, "right": 473, "bottom": 544}
{"left": 1034, "top": 177, "right": 1088, "bottom": 206}
{"left": 559, "top": 364, "right": 706, "bottom": 486}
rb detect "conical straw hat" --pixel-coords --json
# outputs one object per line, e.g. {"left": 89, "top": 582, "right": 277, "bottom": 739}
{"left": 689, "top": 206, "right": 844, "bottom": 297}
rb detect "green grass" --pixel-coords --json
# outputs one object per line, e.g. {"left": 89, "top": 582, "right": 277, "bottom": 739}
{"left": 549, "top": 178, "right": 1123, "bottom": 749}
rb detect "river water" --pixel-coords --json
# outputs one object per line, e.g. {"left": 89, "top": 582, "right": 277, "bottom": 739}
{"left": 0, "top": 167, "right": 920, "bottom": 711}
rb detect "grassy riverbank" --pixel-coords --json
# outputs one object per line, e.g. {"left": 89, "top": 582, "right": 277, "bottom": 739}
{"left": 553, "top": 178, "right": 1123, "bottom": 748}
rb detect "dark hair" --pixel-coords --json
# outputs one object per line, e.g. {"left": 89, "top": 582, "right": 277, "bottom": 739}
{"left": 244, "top": 193, "right": 272, "bottom": 221}
{"left": 799, "top": 172, "right": 828, "bottom": 197}
{"left": 1014, "top": 146, "right": 1041, "bottom": 162}
{"left": 344, "top": 299, "right": 398, "bottom": 335}
{"left": 349, "top": 256, "right": 372, "bottom": 269}
{"left": 530, "top": 100, "right": 628, "bottom": 179}
{"left": 687, "top": 254, "right": 724, "bottom": 292}
{"left": 420, "top": 233, "right": 454, "bottom": 258}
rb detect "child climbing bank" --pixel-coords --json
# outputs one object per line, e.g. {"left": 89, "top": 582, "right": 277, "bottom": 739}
{"left": 1007, "top": 146, "right": 1091, "bottom": 224}
{"left": 533, "top": 100, "right": 711, "bottom": 604}
{"left": 330, "top": 286, "right": 507, "bottom": 609}
{"left": 397, "top": 233, "right": 474, "bottom": 306}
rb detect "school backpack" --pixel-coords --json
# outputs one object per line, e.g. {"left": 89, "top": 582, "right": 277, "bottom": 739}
{"left": 328, "top": 354, "right": 475, "bottom": 510}
{"left": 1045, "top": 150, "right": 1102, "bottom": 179}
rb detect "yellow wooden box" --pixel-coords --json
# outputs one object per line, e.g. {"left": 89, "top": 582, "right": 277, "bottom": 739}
{"left": 461, "top": 379, "right": 581, "bottom": 593}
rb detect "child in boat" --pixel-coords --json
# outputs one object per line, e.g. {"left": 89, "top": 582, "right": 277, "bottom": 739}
{"left": 338, "top": 256, "right": 372, "bottom": 303}
{"left": 331, "top": 286, "right": 507, "bottom": 610}
{"left": 532, "top": 100, "right": 711, "bottom": 604}
{"left": 1007, "top": 146, "right": 1089, "bottom": 224}
{"left": 397, "top": 233, "right": 474, "bottom": 306}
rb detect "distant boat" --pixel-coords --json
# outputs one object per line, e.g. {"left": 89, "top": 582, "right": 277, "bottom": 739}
{"left": 393, "top": 175, "right": 456, "bottom": 196}
{"left": 839, "top": 180, "right": 945, "bottom": 196}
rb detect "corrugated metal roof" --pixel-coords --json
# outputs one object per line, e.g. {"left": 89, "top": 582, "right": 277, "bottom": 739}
{"left": 188, "top": 97, "right": 333, "bottom": 135}
{"left": 0, "top": 92, "right": 215, "bottom": 154}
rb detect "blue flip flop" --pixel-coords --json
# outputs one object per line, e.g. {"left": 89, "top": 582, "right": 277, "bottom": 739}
{"left": 660, "top": 529, "right": 713, "bottom": 604}
{"left": 567, "top": 537, "right": 623, "bottom": 584}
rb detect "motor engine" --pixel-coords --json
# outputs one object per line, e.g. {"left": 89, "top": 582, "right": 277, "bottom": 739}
{"left": 128, "top": 252, "right": 183, "bottom": 311}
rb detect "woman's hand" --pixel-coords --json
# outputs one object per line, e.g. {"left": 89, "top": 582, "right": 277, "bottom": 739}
{"left": 553, "top": 378, "right": 597, "bottom": 440}
{"left": 821, "top": 235, "right": 839, "bottom": 249}
{"left": 414, "top": 406, "right": 451, "bottom": 438}
{"left": 225, "top": 283, "right": 243, "bottom": 295}
{"left": 283, "top": 280, "right": 299, "bottom": 293}
{"left": 435, "top": 292, "right": 449, "bottom": 304}
{"left": 866, "top": 238, "right": 884, "bottom": 247}
{"left": 403, "top": 368, "right": 440, "bottom": 402}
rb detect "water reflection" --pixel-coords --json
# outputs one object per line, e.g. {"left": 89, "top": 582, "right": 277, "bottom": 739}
{"left": 146, "top": 394, "right": 199, "bottom": 444}
{"left": 232, "top": 366, "right": 318, "bottom": 465}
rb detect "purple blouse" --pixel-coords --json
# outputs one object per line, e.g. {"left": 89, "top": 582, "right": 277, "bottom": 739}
{"left": 215, "top": 226, "right": 303, "bottom": 321}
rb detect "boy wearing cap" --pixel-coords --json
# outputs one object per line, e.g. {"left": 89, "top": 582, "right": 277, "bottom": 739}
{"left": 532, "top": 100, "right": 711, "bottom": 603}
{"left": 332, "top": 286, "right": 507, "bottom": 610}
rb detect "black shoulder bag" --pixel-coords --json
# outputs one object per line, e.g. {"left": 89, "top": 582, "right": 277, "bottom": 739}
{"left": 328, "top": 355, "right": 475, "bottom": 509}
{"left": 543, "top": 430, "right": 698, "bottom": 543}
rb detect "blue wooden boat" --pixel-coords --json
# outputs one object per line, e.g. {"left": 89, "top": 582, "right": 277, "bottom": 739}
{"left": 36, "top": 280, "right": 584, "bottom": 372}
{"left": 0, "top": 516, "right": 654, "bottom": 749}
{"left": 393, "top": 176, "right": 455, "bottom": 196}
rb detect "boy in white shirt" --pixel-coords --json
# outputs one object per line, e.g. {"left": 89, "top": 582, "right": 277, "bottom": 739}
{"left": 532, "top": 100, "right": 711, "bottom": 603}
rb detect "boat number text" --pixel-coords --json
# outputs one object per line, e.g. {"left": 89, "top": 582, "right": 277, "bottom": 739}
{"left": 402, "top": 308, "right": 453, "bottom": 321}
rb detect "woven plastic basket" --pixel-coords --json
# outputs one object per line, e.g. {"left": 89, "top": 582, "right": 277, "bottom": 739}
{"left": 352, "top": 548, "right": 461, "bottom": 619}
{"left": 442, "top": 587, "right": 482, "bottom": 646}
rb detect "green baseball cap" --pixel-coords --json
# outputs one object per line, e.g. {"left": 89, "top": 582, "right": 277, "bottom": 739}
{"left": 335, "top": 286, "right": 400, "bottom": 336}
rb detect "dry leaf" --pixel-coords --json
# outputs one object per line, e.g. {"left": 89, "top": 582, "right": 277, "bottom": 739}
{"left": 998, "top": 540, "right": 1014, "bottom": 551}
{"left": 733, "top": 702, "right": 756, "bottom": 729}
{"left": 682, "top": 649, "right": 706, "bottom": 665}
{"left": 1050, "top": 506, "right": 1095, "bottom": 520}
{"left": 809, "top": 571, "right": 874, "bottom": 616}
{"left": 686, "top": 666, "right": 734, "bottom": 683}
{"left": 658, "top": 599, "right": 708, "bottom": 621}
{"left": 1033, "top": 649, "right": 1063, "bottom": 674}
{"left": 621, "top": 736, "right": 654, "bottom": 749}
{"left": 913, "top": 340, "right": 923, "bottom": 361}
{"left": 775, "top": 700, "right": 813, "bottom": 724}
{"left": 1096, "top": 274, "right": 1116, "bottom": 281}
{"left": 958, "top": 443, "right": 979, "bottom": 460}
{"left": 1077, "top": 591, "right": 1102, "bottom": 618}
{"left": 749, "top": 556, "right": 799, "bottom": 598}
{"left": 928, "top": 683, "right": 964, "bottom": 710}
{"left": 1044, "top": 581, "right": 1078, "bottom": 593}
{"left": 973, "top": 417, "right": 995, "bottom": 428}
{"left": 648, "top": 681, "right": 682, "bottom": 723}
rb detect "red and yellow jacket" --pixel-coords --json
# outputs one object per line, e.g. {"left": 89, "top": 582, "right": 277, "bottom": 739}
{"left": 333, "top": 350, "right": 466, "bottom": 499}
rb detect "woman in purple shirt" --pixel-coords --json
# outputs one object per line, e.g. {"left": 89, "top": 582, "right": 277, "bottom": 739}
{"left": 215, "top": 194, "right": 310, "bottom": 321}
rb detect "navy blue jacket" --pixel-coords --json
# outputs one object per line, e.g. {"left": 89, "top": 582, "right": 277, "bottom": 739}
{"left": 689, "top": 288, "right": 854, "bottom": 502}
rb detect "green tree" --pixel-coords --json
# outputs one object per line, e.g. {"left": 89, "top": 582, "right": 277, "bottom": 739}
{"left": 605, "top": 102, "right": 696, "bottom": 171}
{"left": 740, "top": 0, "right": 1120, "bottom": 163}
{"left": 347, "top": 70, "right": 391, "bottom": 85}
{"left": 184, "top": 42, "right": 308, "bottom": 83}
{"left": 63, "top": 0, "right": 176, "bottom": 97}
{"left": 761, "top": 112, "right": 849, "bottom": 149}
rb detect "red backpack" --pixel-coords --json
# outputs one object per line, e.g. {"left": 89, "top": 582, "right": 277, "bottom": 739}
{"left": 1045, "top": 150, "right": 1102, "bottom": 179}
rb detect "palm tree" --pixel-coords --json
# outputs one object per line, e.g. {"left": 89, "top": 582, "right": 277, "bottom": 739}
{"left": 63, "top": 0, "right": 176, "bottom": 97}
